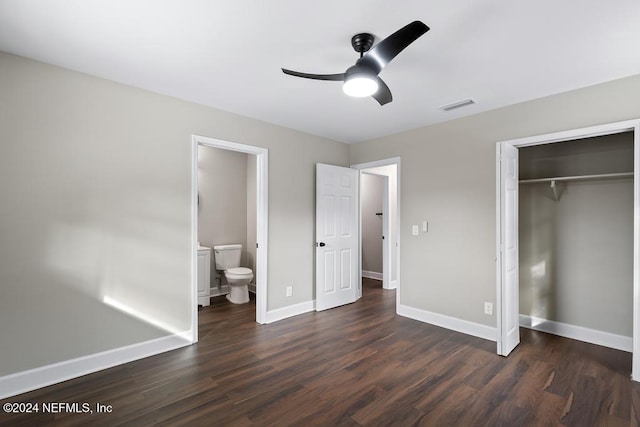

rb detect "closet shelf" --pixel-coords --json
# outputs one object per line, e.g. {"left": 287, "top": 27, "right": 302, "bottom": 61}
{"left": 519, "top": 172, "right": 633, "bottom": 184}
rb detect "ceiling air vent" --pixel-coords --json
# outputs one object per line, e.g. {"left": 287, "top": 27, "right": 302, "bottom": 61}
{"left": 439, "top": 98, "right": 476, "bottom": 111}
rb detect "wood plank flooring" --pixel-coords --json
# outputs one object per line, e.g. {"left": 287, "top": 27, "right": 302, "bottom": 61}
{"left": 2, "top": 278, "right": 640, "bottom": 426}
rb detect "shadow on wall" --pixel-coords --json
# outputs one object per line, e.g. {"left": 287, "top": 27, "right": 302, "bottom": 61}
{"left": 0, "top": 276, "right": 171, "bottom": 377}
{"left": 0, "top": 188, "right": 191, "bottom": 377}
{"left": 520, "top": 184, "right": 557, "bottom": 322}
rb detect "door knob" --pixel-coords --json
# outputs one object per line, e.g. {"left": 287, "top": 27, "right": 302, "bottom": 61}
{"left": 318, "top": 242, "right": 326, "bottom": 247}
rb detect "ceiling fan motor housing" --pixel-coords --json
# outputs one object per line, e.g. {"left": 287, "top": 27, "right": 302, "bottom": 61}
{"left": 351, "top": 33, "right": 375, "bottom": 54}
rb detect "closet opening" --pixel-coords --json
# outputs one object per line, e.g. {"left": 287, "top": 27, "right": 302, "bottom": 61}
{"left": 496, "top": 119, "right": 640, "bottom": 381}
{"left": 519, "top": 133, "right": 633, "bottom": 352}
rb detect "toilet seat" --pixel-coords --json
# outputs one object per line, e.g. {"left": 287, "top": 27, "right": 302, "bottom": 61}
{"left": 227, "top": 267, "right": 252, "bottom": 275}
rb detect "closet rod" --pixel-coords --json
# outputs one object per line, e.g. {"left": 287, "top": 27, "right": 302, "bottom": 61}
{"left": 519, "top": 172, "right": 633, "bottom": 184}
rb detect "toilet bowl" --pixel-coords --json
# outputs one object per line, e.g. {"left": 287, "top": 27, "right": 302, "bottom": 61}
{"left": 214, "top": 244, "right": 254, "bottom": 304}
{"left": 224, "top": 267, "right": 253, "bottom": 304}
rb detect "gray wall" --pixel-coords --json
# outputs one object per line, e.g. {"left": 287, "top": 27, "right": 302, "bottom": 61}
{"left": 361, "top": 173, "right": 384, "bottom": 274}
{"left": 349, "top": 73, "right": 640, "bottom": 327}
{"left": 0, "top": 51, "right": 348, "bottom": 376}
{"left": 519, "top": 134, "right": 634, "bottom": 336}
{"left": 246, "top": 155, "right": 257, "bottom": 275}
{"left": 364, "top": 164, "right": 399, "bottom": 284}
{"left": 198, "top": 146, "right": 247, "bottom": 255}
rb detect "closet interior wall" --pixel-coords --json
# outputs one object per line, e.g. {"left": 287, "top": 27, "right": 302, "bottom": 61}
{"left": 519, "top": 132, "right": 634, "bottom": 341}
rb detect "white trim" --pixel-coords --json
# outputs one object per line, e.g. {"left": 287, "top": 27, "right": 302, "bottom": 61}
{"left": 503, "top": 119, "right": 639, "bottom": 148}
{"left": 495, "top": 143, "right": 503, "bottom": 354}
{"left": 265, "top": 300, "right": 315, "bottom": 324}
{"left": 362, "top": 270, "right": 383, "bottom": 280}
{"left": 634, "top": 122, "right": 640, "bottom": 380}
{"left": 389, "top": 280, "right": 398, "bottom": 290}
{"left": 520, "top": 315, "right": 632, "bottom": 353}
{"left": 190, "top": 139, "right": 199, "bottom": 342}
{"left": 192, "top": 135, "right": 268, "bottom": 326}
{"left": 210, "top": 285, "right": 230, "bottom": 297}
{"left": 0, "top": 335, "right": 190, "bottom": 400}
{"left": 496, "top": 118, "right": 640, "bottom": 380}
{"left": 398, "top": 304, "right": 497, "bottom": 342}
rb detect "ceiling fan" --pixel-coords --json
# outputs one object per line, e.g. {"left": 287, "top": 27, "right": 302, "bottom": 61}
{"left": 281, "top": 21, "right": 429, "bottom": 106}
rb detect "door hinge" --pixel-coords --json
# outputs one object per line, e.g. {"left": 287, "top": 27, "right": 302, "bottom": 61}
{"left": 256, "top": 243, "right": 259, "bottom": 248}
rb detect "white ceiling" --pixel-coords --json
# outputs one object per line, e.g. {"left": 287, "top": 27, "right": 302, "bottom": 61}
{"left": 1, "top": 1, "right": 640, "bottom": 143}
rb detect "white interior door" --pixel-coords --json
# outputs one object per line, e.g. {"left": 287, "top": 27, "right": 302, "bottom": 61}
{"left": 498, "top": 142, "right": 520, "bottom": 355}
{"left": 316, "top": 163, "right": 359, "bottom": 311}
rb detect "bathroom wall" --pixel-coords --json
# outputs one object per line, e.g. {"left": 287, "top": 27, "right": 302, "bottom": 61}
{"left": 198, "top": 145, "right": 257, "bottom": 288}
{"left": 246, "top": 155, "right": 257, "bottom": 277}
{"left": 361, "top": 173, "right": 384, "bottom": 276}
{"left": 198, "top": 145, "right": 247, "bottom": 257}
{"left": 519, "top": 133, "right": 634, "bottom": 336}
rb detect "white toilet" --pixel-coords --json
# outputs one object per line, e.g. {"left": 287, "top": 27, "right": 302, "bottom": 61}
{"left": 213, "top": 244, "right": 253, "bottom": 304}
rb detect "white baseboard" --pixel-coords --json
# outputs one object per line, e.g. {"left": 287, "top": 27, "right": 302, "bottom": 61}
{"left": 210, "top": 285, "right": 230, "bottom": 297}
{"left": 385, "top": 279, "right": 398, "bottom": 290}
{"left": 362, "top": 270, "right": 383, "bottom": 280}
{"left": 265, "top": 300, "right": 315, "bottom": 324}
{"left": 519, "top": 314, "right": 632, "bottom": 352}
{"left": 0, "top": 334, "right": 192, "bottom": 400}
{"left": 398, "top": 304, "right": 496, "bottom": 342}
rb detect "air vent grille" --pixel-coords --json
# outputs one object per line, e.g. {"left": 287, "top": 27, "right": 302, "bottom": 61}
{"left": 439, "top": 98, "right": 476, "bottom": 111}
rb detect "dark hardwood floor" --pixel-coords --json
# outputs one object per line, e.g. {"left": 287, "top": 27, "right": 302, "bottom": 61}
{"left": 2, "top": 278, "right": 640, "bottom": 426}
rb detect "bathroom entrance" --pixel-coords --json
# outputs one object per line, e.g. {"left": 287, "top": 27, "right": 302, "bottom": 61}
{"left": 191, "top": 135, "right": 268, "bottom": 341}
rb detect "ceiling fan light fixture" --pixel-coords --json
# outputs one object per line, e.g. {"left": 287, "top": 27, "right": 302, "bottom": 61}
{"left": 343, "top": 74, "right": 378, "bottom": 98}
{"left": 282, "top": 21, "right": 429, "bottom": 105}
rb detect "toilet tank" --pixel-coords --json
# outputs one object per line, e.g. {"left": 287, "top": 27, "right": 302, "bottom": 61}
{"left": 213, "top": 244, "right": 242, "bottom": 270}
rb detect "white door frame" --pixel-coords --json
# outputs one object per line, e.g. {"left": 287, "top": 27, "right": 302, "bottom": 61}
{"left": 351, "top": 158, "right": 401, "bottom": 302}
{"left": 191, "top": 135, "right": 268, "bottom": 341}
{"left": 496, "top": 119, "right": 640, "bottom": 380}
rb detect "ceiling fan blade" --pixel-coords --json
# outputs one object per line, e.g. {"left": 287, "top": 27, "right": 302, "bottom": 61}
{"left": 358, "top": 21, "right": 429, "bottom": 75}
{"left": 281, "top": 68, "right": 345, "bottom": 81}
{"left": 372, "top": 77, "right": 392, "bottom": 106}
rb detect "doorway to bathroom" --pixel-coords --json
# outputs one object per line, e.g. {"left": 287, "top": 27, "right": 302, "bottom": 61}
{"left": 352, "top": 158, "right": 400, "bottom": 304}
{"left": 190, "top": 135, "right": 268, "bottom": 341}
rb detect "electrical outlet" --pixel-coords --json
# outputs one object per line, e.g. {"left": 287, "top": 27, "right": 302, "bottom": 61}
{"left": 484, "top": 302, "right": 493, "bottom": 315}
{"left": 286, "top": 286, "right": 292, "bottom": 297}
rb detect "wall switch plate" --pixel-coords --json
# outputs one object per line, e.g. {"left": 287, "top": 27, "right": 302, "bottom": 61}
{"left": 423, "top": 221, "right": 428, "bottom": 232}
{"left": 286, "top": 286, "right": 292, "bottom": 297}
{"left": 412, "top": 225, "right": 419, "bottom": 236}
{"left": 484, "top": 302, "right": 493, "bottom": 315}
